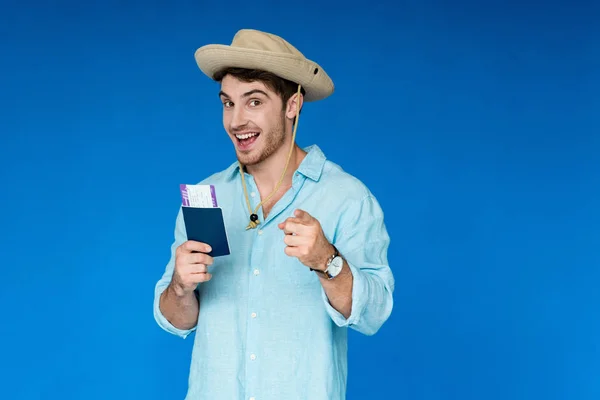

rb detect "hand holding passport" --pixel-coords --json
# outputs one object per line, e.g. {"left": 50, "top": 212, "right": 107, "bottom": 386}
{"left": 180, "top": 184, "right": 231, "bottom": 257}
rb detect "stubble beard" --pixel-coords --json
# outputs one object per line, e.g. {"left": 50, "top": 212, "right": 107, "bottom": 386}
{"left": 236, "top": 113, "right": 287, "bottom": 167}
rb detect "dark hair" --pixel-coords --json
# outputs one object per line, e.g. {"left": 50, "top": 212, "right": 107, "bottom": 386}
{"left": 213, "top": 67, "right": 305, "bottom": 114}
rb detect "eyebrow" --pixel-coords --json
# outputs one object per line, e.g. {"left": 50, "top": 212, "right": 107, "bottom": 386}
{"left": 219, "top": 89, "right": 271, "bottom": 99}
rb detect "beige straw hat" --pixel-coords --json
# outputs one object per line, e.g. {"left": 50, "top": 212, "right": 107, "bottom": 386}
{"left": 194, "top": 29, "right": 334, "bottom": 102}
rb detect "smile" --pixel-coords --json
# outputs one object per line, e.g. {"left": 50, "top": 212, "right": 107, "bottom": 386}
{"left": 234, "top": 131, "right": 260, "bottom": 151}
{"left": 235, "top": 132, "right": 259, "bottom": 140}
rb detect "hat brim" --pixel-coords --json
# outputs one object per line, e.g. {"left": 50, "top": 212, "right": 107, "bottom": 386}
{"left": 194, "top": 44, "right": 334, "bottom": 102}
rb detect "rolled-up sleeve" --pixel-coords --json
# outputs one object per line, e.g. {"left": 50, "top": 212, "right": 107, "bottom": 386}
{"left": 321, "top": 194, "right": 395, "bottom": 336}
{"left": 153, "top": 208, "right": 196, "bottom": 339}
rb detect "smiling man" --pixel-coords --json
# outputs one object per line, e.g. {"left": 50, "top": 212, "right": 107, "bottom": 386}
{"left": 153, "top": 29, "right": 395, "bottom": 400}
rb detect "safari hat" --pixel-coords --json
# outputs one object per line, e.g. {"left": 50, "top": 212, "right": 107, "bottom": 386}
{"left": 194, "top": 29, "right": 334, "bottom": 102}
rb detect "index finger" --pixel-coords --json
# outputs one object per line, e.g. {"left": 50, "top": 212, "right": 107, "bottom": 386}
{"left": 280, "top": 219, "right": 309, "bottom": 235}
{"left": 180, "top": 240, "right": 212, "bottom": 254}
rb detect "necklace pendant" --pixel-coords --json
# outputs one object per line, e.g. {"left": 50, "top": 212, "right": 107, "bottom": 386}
{"left": 246, "top": 213, "right": 260, "bottom": 230}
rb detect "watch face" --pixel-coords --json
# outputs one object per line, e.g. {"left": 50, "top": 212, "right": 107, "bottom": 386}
{"left": 330, "top": 256, "right": 343, "bottom": 274}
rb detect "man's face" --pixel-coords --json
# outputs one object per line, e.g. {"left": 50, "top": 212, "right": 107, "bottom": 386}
{"left": 219, "top": 75, "right": 287, "bottom": 166}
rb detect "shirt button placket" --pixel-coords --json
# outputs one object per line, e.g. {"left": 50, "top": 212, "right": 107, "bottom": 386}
{"left": 246, "top": 181, "right": 262, "bottom": 400}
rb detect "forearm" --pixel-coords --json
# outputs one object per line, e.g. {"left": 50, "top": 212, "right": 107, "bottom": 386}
{"left": 315, "top": 195, "right": 394, "bottom": 334}
{"left": 319, "top": 260, "right": 353, "bottom": 319}
{"left": 159, "top": 284, "right": 199, "bottom": 331}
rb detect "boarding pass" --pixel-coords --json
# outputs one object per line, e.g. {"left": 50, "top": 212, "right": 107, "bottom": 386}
{"left": 180, "top": 184, "right": 218, "bottom": 208}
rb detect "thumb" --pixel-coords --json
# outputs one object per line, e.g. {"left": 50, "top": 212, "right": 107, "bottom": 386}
{"left": 294, "top": 209, "right": 312, "bottom": 221}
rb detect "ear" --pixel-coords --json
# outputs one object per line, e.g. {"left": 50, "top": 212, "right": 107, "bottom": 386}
{"left": 285, "top": 92, "right": 304, "bottom": 120}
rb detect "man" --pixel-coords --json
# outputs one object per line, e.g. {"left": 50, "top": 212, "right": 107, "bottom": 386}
{"left": 153, "top": 29, "right": 395, "bottom": 400}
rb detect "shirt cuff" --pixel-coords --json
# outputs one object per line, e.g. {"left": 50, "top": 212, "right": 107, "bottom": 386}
{"left": 153, "top": 285, "right": 196, "bottom": 339}
{"left": 320, "top": 260, "right": 367, "bottom": 328}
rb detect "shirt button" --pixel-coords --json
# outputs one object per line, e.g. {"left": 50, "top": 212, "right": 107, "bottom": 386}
{"left": 253, "top": 269, "right": 260, "bottom": 276}
{"left": 250, "top": 353, "right": 256, "bottom": 361}
{"left": 258, "top": 230, "right": 263, "bottom": 235}
{"left": 250, "top": 192, "right": 256, "bottom": 197}
{"left": 251, "top": 312, "right": 257, "bottom": 318}
{"left": 250, "top": 397, "right": 255, "bottom": 400}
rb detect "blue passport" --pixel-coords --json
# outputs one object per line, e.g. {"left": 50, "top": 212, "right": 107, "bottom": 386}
{"left": 181, "top": 206, "right": 231, "bottom": 257}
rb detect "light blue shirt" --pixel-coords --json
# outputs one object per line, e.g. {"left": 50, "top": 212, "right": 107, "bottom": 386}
{"left": 154, "top": 145, "right": 395, "bottom": 400}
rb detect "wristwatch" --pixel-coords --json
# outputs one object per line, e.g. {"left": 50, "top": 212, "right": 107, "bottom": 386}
{"left": 311, "top": 245, "right": 344, "bottom": 280}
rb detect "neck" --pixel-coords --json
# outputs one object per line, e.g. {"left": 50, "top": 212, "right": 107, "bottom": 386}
{"left": 246, "top": 141, "right": 306, "bottom": 194}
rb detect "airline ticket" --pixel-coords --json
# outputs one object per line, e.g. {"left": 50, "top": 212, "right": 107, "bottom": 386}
{"left": 180, "top": 184, "right": 218, "bottom": 208}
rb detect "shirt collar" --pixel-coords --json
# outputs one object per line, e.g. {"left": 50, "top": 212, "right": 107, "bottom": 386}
{"left": 226, "top": 144, "right": 326, "bottom": 182}
{"left": 296, "top": 144, "right": 326, "bottom": 181}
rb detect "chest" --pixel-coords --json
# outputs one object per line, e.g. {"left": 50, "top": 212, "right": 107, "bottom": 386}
{"left": 204, "top": 178, "right": 344, "bottom": 298}
{"left": 257, "top": 183, "right": 292, "bottom": 219}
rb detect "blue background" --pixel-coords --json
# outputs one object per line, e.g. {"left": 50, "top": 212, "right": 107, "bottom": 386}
{"left": 1, "top": 0, "right": 599, "bottom": 399}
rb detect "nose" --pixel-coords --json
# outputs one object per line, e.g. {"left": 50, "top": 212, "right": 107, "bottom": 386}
{"left": 229, "top": 105, "right": 248, "bottom": 131}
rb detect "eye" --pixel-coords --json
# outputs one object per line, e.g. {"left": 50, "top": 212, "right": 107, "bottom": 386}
{"left": 223, "top": 100, "right": 233, "bottom": 108}
{"left": 249, "top": 99, "right": 261, "bottom": 107}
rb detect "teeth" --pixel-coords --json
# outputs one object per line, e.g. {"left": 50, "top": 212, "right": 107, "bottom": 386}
{"left": 235, "top": 132, "right": 258, "bottom": 140}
